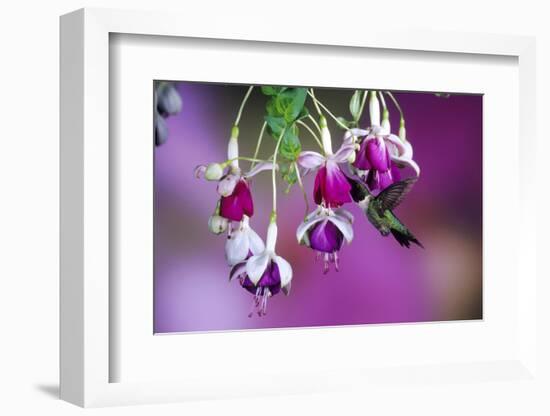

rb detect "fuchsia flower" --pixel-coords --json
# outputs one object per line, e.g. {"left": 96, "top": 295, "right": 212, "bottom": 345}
{"left": 296, "top": 206, "right": 354, "bottom": 273}
{"left": 297, "top": 117, "right": 355, "bottom": 208}
{"left": 195, "top": 131, "right": 275, "bottom": 222}
{"left": 230, "top": 221, "right": 292, "bottom": 316}
{"left": 225, "top": 215, "right": 265, "bottom": 266}
{"left": 353, "top": 126, "right": 419, "bottom": 192}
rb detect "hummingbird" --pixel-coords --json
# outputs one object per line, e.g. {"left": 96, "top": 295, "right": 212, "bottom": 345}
{"left": 347, "top": 176, "right": 423, "bottom": 248}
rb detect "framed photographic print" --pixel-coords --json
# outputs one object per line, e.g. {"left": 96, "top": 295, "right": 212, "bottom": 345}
{"left": 60, "top": 7, "right": 540, "bottom": 408}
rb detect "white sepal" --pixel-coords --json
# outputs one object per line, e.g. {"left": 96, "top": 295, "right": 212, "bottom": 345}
{"left": 369, "top": 92, "right": 381, "bottom": 127}
{"left": 273, "top": 255, "right": 293, "bottom": 288}
{"left": 266, "top": 221, "right": 278, "bottom": 252}
{"left": 227, "top": 136, "right": 239, "bottom": 169}
{"left": 245, "top": 252, "right": 270, "bottom": 286}
{"left": 297, "top": 151, "right": 325, "bottom": 170}
{"left": 328, "top": 214, "right": 354, "bottom": 243}
{"left": 217, "top": 173, "right": 239, "bottom": 197}
{"left": 225, "top": 228, "right": 250, "bottom": 266}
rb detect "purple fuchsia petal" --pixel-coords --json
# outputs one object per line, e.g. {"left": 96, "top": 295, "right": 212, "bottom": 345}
{"left": 308, "top": 219, "right": 345, "bottom": 253}
{"left": 353, "top": 138, "right": 372, "bottom": 170}
{"left": 313, "top": 165, "right": 327, "bottom": 206}
{"left": 240, "top": 261, "right": 281, "bottom": 296}
{"left": 390, "top": 163, "right": 401, "bottom": 183}
{"left": 322, "top": 161, "right": 352, "bottom": 208}
{"left": 367, "top": 169, "right": 394, "bottom": 192}
{"left": 366, "top": 137, "right": 391, "bottom": 171}
{"left": 220, "top": 179, "right": 254, "bottom": 221}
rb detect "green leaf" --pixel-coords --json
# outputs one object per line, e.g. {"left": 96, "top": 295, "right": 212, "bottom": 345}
{"left": 279, "top": 161, "right": 298, "bottom": 186}
{"left": 264, "top": 115, "right": 286, "bottom": 137}
{"left": 279, "top": 129, "right": 301, "bottom": 161}
{"left": 349, "top": 90, "right": 362, "bottom": 120}
{"left": 261, "top": 86, "right": 287, "bottom": 96}
{"left": 280, "top": 88, "right": 307, "bottom": 123}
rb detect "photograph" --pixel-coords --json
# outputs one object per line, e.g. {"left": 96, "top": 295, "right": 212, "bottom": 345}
{"left": 153, "top": 82, "right": 483, "bottom": 333}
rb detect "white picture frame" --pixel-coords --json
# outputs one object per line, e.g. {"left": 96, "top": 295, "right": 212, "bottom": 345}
{"left": 60, "top": 7, "right": 539, "bottom": 408}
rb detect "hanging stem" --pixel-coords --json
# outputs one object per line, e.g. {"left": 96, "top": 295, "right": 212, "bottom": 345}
{"left": 307, "top": 114, "right": 322, "bottom": 134}
{"left": 227, "top": 156, "right": 272, "bottom": 165}
{"left": 309, "top": 88, "right": 323, "bottom": 116}
{"left": 384, "top": 91, "right": 404, "bottom": 121}
{"left": 307, "top": 90, "right": 350, "bottom": 131}
{"left": 355, "top": 89, "right": 369, "bottom": 124}
{"left": 272, "top": 128, "right": 286, "bottom": 213}
{"left": 378, "top": 91, "right": 387, "bottom": 111}
{"left": 294, "top": 161, "right": 310, "bottom": 219}
{"left": 250, "top": 121, "right": 267, "bottom": 169}
{"left": 297, "top": 120, "right": 323, "bottom": 150}
{"left": 234, "top": 86, "right": 254, "bottom": 126}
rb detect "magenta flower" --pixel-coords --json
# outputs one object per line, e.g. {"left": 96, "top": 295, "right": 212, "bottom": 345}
{"left": 195, "top": 130, "right": 275, "bottom": 222}
{"left": 230, "top": 221, "right": 292, "bottom": 317}
{"left": 353, "top": 126, "right": 419, "bottom": 192}
{"left": 225, "top": 215, "right": 264, "bottom": 266}
{"left": 298, "top": 132, "right": 356, "bottom": 208}
{"left": 219, "top": 179, "right": 254, "bottom": 221}
{"left": 296, "top": 206, "right": 354, "bottom": 273}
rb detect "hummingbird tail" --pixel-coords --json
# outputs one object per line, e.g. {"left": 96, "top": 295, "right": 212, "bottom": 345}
{"left": 390, "top": 229, "right": 424, "bottom": 249}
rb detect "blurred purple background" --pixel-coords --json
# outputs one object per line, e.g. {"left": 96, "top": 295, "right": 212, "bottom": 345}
{"left": 154, "top": 83, "right": 482, "bottom": 333}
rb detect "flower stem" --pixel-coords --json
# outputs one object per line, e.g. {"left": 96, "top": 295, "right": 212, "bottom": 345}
{"left": 226, "top": 156, "right": 272, "bottom": 165}
{"left": 297, "top": 120, "right": 323, "bottom": 150}
{"left": 384, "top": 91, "right": 404, "bottom": 121}
{"left": 355, "top": 90, "right": 368, "bottom": 124}
{"left": 234, "top": 86, "right": 254, "bottom": 126}
{"left": 294, "top": 161, "right": 310, "bottom": 219}
{"left": 309, "top": 88, "right": 323, "bottom": 116}
{"left": 250, "top": 121, "right": 267, "bottom": 169}
{"left": 307, "top": 114, "right": 322, "bottom": 134}
{"left": 307, "top": 90, "right": 350, "bottom": 131}
{"left": 272, "top": 128, "right": 286, "bottom": 213}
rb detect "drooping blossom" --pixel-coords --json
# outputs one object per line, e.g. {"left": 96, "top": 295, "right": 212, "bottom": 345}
{"left": 296, "top": 206, "right": 354, "bottom": 273}
{"left": 353, "top": 126, "right": 419, "bottom": 192}
{"left": 225, "top": 215, "right": 265, "bottom": 266}
{"left": 229, "top": 220, "right": 292, "bottom": 317}
{"left": 195, "top": 127, "right": 275, "bottom": 222}
{"left": 297, "top": 117, "right": 355, "bottom": 208}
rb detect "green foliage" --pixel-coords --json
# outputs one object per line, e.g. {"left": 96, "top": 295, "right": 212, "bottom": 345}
{"left": 262, "top": 86, "right": 309, "bottom": 186}
{"left": 279, "top": 160, "right": 298, "bottom": 186}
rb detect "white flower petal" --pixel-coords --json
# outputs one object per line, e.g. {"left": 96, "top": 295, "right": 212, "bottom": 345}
{"left": 245, "top": 162, "right": 276, "bottom": 178}
{"left": 217, "top": 174, "right": 239, "bottom": 197}
{"left": 328, "top": 215, "right": 354, "bottom": 243}
{"left": 273, "top": 255, "right": 293, "bottom": 288}
{"left": 245, "top": 252, "right": 270, "bottom": 285}
{"left": 225, "top": 229, "right": 250, "bottom": 266}
{"left": 296, "top": 216, "right": 324, "bottom": 244}
{"left": 392, "top": 156, "right": 421, "bottom": 177}
{"left": 333, "top": 208, "right": 354, "bottom": 224}
{"left": 331, "top": 144, "right": 356, "bottom": 164}
{"left": 385, "top": 134, "right": 408, "bottom": 157}
{"left": 248, "top": 227, "right": 265, "bottom": 255}
{"left": 297, "top": 151, "right": 325, "bottom": 170}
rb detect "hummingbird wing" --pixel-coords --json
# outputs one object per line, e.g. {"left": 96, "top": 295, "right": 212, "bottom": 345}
{"left": 374, "top": 177, "right": 417, "bottom": 214}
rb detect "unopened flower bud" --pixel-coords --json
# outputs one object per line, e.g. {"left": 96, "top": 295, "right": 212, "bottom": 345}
{"left": 319, "top": 116, "right": 333, "bottom": 155}
{"left": 204, "top": 163, "right": 224, "bottom": 180}
{"left": 381, "top": 109, "right": 390, "bottom": 134}
{"left": 208, "top": 215, "right": 228, "bottom": 234}
{"left": 369, "top": 91, "right": 380, "bottom": 127}
{"left": 399, "top": 118, "right": 406, "bottom": 141}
